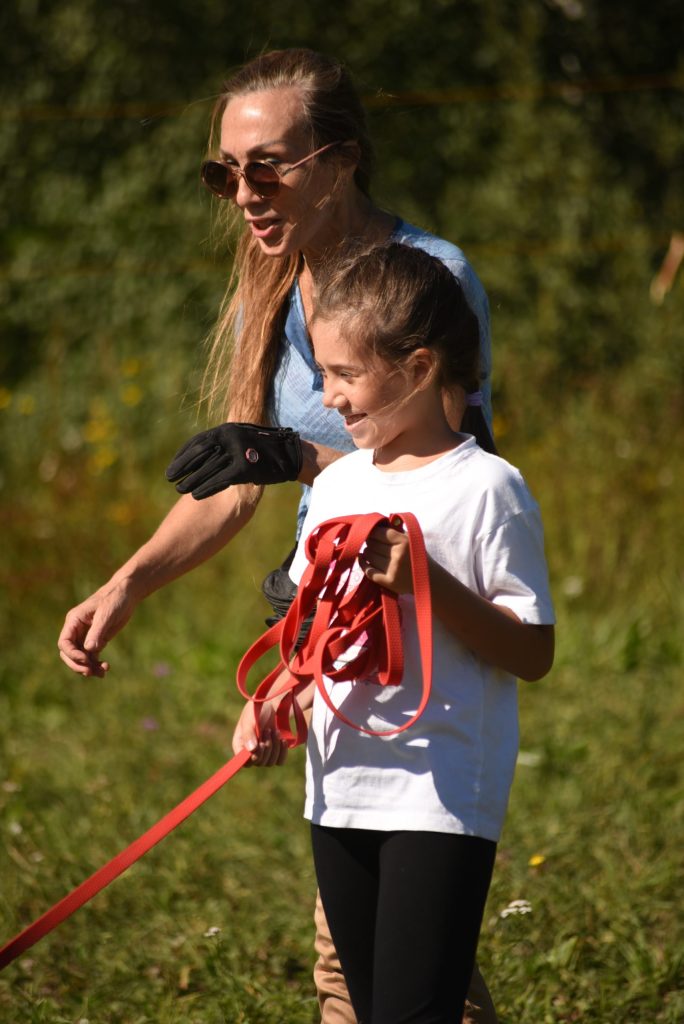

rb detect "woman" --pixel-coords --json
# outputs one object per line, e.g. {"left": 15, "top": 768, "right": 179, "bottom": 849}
{"left": 58, "top": 48, "right": 496, "bottom": 1024}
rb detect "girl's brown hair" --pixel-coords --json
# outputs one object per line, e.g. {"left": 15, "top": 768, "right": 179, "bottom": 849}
{"left": 314, "top": 242, "right": 497, "bottom": 453}
{"left": 201, "top": 48, "right": 374, "bottom": 423}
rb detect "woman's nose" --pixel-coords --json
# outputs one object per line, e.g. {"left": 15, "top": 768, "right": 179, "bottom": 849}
{"left": 234, "top": 173, "right": 257, "bottom": 208}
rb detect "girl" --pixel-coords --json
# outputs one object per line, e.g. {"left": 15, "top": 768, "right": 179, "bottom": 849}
{"left": 237, "top": 242, "right": 555, "bottom": 1023}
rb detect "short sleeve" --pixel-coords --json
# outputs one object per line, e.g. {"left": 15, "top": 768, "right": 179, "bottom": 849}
{"left": 475, "top": 507, "right": 555, "bottom": 625}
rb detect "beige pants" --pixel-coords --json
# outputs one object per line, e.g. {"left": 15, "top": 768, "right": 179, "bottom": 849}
{"left": 313, "top": 891, "right": 498, "bottom": 1024}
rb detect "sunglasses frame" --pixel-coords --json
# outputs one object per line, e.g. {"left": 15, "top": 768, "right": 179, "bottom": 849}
{"left": 200, "top": 140, "right": 344, "bottom": 200}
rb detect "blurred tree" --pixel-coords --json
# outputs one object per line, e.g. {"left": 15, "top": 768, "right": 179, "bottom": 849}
{"left": 0, "top": 0, "right": 681, "bottom": 429}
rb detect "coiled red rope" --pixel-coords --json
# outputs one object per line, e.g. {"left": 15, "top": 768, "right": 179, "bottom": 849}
{"left": 0, "top": 511, "right": 431, "bottom": 971}
{"left": 236, "top": 511, "right": 433, "bottom": 743}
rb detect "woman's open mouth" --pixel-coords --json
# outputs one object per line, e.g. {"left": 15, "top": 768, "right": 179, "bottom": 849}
{"left": 247, "top": 218, "right": 283, "bottom": 240}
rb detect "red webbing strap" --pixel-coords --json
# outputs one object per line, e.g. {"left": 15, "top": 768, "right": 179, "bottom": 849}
{"left": 0, "top": 748, "right": 251, "bottom": 971}
{"left": 237, "top": 511, "right": 433, "bottom": 739}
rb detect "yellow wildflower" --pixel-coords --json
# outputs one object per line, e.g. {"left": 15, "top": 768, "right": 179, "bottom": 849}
{"left": 120, "top": 384, "right": 143, "bottom": 407}
{"left": 529, "top": 854, "right": 546, "bottom": 868}
{"left": 106, "top": 501, "right": 135, "bottom": 525}
{"left": 18, "top": 395, "right": 36, "bottom": 415}
{"left": 121, "top": 357, "right": 142, "bottom": 377}
{"left": 83, "top": 417, "right": 116, "bottom": 444}
{"left": 88, "top": 446, "right": 118, "bottom": 474}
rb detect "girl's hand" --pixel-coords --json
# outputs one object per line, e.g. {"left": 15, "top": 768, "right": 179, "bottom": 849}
{"left": 359, "top": 519, "right": 414, "bottom": 595}
{"left": 231, "top": 700, "right": 289, "bottom": 767}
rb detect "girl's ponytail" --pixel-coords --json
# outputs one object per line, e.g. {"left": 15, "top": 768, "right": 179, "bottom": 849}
{"left": 462, "top": 392, "right": 497, "bottom": 455}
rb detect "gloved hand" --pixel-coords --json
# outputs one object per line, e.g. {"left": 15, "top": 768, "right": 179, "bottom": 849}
{"left": 165, "top": 422, "right": 303, "bottom": 499}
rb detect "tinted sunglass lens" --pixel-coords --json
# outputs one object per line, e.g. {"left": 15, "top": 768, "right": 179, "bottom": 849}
{"left": 244, "top": 162, "right": 280, "bottom": 198}
{"left": 201, "top": 161, "right": 237, "bottom": 199}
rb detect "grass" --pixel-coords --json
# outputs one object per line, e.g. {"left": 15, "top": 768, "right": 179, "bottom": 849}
{"left": 0, "top": 367, "right": 682, "bottom": 1022}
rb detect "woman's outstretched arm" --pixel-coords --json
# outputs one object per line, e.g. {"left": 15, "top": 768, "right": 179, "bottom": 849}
{"left": 58, "top": 486, "right": 261, "bottom": 678}
{"left": 58, "top": 433, "right": 345, "bottom": 678}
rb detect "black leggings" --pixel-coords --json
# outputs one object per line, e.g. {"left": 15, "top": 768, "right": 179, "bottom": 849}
{"left": 311, "top": 825, "right": 496, "bottom": 1024}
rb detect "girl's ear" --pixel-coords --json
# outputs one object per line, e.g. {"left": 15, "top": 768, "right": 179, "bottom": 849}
{"left": 443, "top": 385, "right": 467, "bottom": 433}
{"left": 408, "top": 347, "right": 437, "bottom": 391}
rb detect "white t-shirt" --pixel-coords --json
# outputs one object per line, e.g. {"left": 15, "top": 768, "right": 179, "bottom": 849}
{"left": 289, "top": 436, "right": 555, "bottom": 842}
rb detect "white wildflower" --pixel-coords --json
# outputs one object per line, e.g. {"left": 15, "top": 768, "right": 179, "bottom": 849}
{"left": 561, "top": 575, "right": 584, "bottom": 598}
{"left": 500, "top": 899, "right": 532, "bottom": 919}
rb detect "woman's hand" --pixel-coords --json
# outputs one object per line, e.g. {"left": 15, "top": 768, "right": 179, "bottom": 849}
{"left": 58, "top": 579, "right": 137, "bottom": 678}
{"left": 166, "top": 423, "right": 302, "bottom": 499}
{"left": 58, "top": 488, "right": 262, "bottom": 680}
{"left": 359, "top": 519, "right": 414, "bottom": 595}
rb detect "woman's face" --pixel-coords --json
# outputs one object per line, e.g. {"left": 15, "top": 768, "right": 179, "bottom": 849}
{"left": 219, "top": 87, "right": 349, "bottom": 258}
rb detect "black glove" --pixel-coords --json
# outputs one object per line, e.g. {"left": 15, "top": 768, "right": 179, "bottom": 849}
{"left": 165, "top": 422, "right": 303, "bottom": 500}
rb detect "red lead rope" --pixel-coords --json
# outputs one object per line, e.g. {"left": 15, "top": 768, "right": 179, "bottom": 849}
{"left": 236, "top": 511, "right": 433, "bottom": 744}
{"left": 0, "top": 749, "right": 251, "bottom": 970}
{"left": 0, "top": 512, "right": 432, "bottom": 971}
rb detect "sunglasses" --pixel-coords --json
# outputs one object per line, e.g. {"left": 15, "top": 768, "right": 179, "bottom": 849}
{"left": 200, "top": 140, "right": 343, "bottom": 201}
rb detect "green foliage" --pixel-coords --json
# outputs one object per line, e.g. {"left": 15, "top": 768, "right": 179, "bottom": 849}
{"left": 1, "top": 0, "right": 682, "bottom": 403}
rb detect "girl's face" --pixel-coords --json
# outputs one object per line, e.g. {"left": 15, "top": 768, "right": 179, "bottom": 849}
{"left": 312, "top": 317, "right": 446, "bottom": 465}
{"left": 219, "top": 87, "right": 350, "bottom": 258}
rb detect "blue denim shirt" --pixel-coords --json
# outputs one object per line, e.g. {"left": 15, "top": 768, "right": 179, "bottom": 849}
{"left": 269, "top": 219, "right": 492, "bottom": 537}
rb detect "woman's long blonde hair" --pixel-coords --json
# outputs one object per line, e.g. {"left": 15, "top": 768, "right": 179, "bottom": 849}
{"left": 201, "top": 48, "right": 374, "bottom": 424}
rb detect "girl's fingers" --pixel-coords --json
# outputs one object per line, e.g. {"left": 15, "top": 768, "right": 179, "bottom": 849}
{"left": 360, "top": 533, "right": 413, "bottom": 595}
{"left": 366, "top": 525, "right": 404, "bottom": 548}
{"left": 251, "top": 729, "right": 288, "bottom": 767}
{"left": 265, "top": 731, "right": 289, "bottom": 767}
{"left": 361, "top": 541, "right": 401, "bottom": 569}
{"left": 364, "top": 530, "right": 408, "bottom": 571}
{"left": 359, "top": 552, "right": 388, "bottom": 576}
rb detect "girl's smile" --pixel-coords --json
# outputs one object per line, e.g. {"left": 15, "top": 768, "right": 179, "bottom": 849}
{"left": 342, "top": 412, "right": 367, "bottom": 430}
